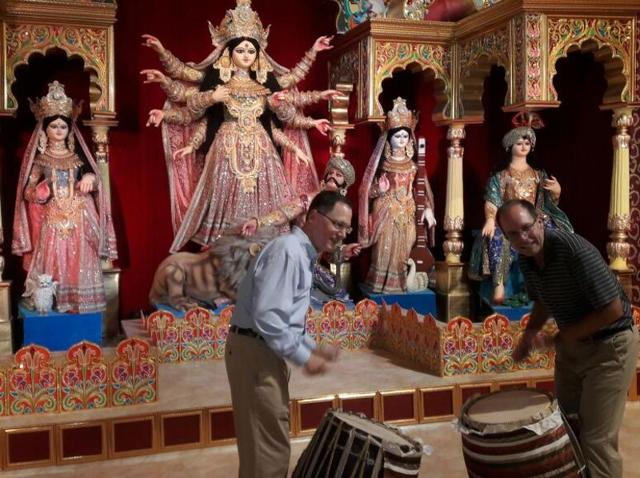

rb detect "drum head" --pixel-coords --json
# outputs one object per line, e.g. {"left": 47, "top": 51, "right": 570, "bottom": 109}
{"left": 333, "top": 411, "right": 416, "bottom": 448}
{"left": 461, "top": 389, "right": 556, "bottom": 432}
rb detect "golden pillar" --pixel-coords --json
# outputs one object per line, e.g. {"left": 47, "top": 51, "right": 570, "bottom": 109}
{"left": 436, "top": 123, "right": 470, "bottom": 321}
{"left": 328, "top": 83, "right": 355, "bottom": 295}
{"left": 443, "top": 123, "right": 465, "bottom": 263}
{"left": 606, "top": 107, "right": 634, "bottom": 295}
{"left": 607, "top": 107, "right": 633, "bottom": 271}
{"left": 84, "top": 116, "right": 120, "bottom": 341}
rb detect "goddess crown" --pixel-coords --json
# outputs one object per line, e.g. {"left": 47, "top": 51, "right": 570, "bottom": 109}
{"left": 209, "top": 0, "right": 270, "bottom": 49}
{"left": 502, "top": 111, "right": 545, "bottom": 151}
{"left": 386, "top": 97, "right": 417, "bottom": 131}
{"left": 29, "top": 81, "right": 73, "bottom": 121}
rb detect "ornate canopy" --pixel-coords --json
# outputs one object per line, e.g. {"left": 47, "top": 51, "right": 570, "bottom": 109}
{"left": 328, "top": 0, "right": 640, "bottom": 124}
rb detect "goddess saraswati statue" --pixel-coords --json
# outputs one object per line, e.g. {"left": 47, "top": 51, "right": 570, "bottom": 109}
{"left": 12, "top": 81, "right": 117, "bottom": 313}
{"left": 359, "top": 98, "right": 436, "bottom": 293}
{"left": 142, "top": 0, "right": 336, "bottom": 252}
{"left": 468, "top": 112, "right": 573, "bottom": 304}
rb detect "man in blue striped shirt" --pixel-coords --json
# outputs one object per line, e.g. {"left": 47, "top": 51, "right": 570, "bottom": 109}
{"left": 499, "top": 199, "right": 638, "bottom": 478}
{"left": 225, "top": 190, "right": 352, "bottom": 478}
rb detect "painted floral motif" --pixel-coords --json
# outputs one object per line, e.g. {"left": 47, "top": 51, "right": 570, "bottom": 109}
{"left": 61, "top": 341, "right": 108, "bottom": 411}
{"left": 110, "top": 338, "right": 157, "bottom": 407}
{"left": 181, "top": 308, "right": 215, "bottom": 361}
{"left": 148, "top": 310, "right": 179, "bottom": 363}
{"left": 479, "top": 314, "right": 514, "bottom": 373}
{"left": 442, "top": 317, "right": 479, "bottom": 376}
{"left": 8, "top": 345, "right": 58, "bottom": 414}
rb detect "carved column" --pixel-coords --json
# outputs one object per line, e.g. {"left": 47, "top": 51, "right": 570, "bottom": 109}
{"left": 84, "top": 116, "right": 120, "bottom": 341}
{"left": 607, "top": 108, "right": 633, "bottom": 271}
{"left": 606, "top": 107, "right": 635, "bottom": 295}
{"left": 436, "top": 122, "right": 470, "bottom": 321}
{"left": 443, "top": 123, "right": 466, "bottom": 263}
{"left": 328, "top": 83, "right": 355, "bottom": 295}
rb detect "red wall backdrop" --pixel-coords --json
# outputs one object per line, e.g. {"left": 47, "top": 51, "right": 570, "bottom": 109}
{"left": 0, "top": 0, "right": 622, "bottom": 317}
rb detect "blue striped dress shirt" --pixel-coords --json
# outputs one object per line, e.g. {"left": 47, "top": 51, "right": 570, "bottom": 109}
{"left": 230, "top": 226, "right": 318, "bottom": 366}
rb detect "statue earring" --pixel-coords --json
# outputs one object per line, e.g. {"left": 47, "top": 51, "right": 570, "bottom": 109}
{"left": 215, "top": 50, "right": 233, "bottom": 82}
{"left": 405, "top": 141, "right": 415, "bottom": 159}
{"left": 253, "top": 51, "right": 270, "bottom": 84}
{"left": 384, "top": 141, "right": 392, "bottom": 160}
{"left": 67, "top": 131, "right": 75, "bottom": 153}
{"left": 37, "top": 130, "right": 48, "bottom": 154}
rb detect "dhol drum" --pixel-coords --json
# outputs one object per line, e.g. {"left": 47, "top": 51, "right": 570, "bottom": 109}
{"left": 458, "top": 389, "right": 587, "bottom": 478}
{"left": 292, "top": 409, "right": 424, "bottom": 477}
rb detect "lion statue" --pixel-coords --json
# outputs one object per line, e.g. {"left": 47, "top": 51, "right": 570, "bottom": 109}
{"left": 149, "top": 228, "right": 278, "bottom": 311}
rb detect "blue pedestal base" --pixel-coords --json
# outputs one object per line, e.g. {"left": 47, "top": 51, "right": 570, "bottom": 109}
{"left": 18, "top": 305, "right": 102, "bottom": 351}
{"left": 359, "top": 284, "right": 437, "bottom": 316}
{"left": 153, "top": 302, "right": 224, "bottom": 318}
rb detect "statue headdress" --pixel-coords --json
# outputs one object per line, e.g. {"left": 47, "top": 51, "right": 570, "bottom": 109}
{"left": 502, "top": 111, "right": 545, "bottom": 151}
{"left": 28, "top": 81, "right": 75, "bottom": 121}
{"left": 12, "top": 81, "right": 117, "bottom": 262}
{"left": 208, "top": 0, "right": 270, "bottom": 49}
{"left": 325, "top": 154, "right": 356, "bottom": 189}
{"left": 385, "top": 97, "right": 417, "bottom": 131}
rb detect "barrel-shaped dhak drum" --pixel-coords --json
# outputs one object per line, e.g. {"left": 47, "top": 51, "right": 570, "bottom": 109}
{"left": 458, "top": 389, "right": 587, "bottom": 478}
{"left": 292, "top": 409, "right": 423, "bottom": 477}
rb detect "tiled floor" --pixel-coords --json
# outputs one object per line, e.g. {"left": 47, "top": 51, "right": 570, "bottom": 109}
{"left": 3, "top": 402, "right": 639, "bottom": 477}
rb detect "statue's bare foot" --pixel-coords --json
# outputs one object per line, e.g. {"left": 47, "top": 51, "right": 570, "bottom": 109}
{"left": 214, "top": 296, "right": 231, "bottom": 308}
{"left": 493, "top": 284, "right": 505, "bottom": 305}
{"left": 170, "top": 298, "right": 198, "bottom": 312}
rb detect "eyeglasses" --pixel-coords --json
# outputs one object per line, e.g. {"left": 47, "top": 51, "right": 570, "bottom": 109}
{"left": 504, "top": 220, "right": 537, "bottom": 241}
{"left": 317, "top": 210, "right": 352, "bottom": 234}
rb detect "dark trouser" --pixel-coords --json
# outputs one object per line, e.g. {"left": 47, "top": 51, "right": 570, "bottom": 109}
{"left": 555, "top": 327, "right": 638, "bottom": 478}
{"left": 225, "top": 331, "right": 291, "bottom": 478}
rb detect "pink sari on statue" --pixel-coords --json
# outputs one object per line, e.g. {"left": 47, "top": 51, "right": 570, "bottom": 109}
{"left": 12, "top": 123, "right": 117, "bottom": 313}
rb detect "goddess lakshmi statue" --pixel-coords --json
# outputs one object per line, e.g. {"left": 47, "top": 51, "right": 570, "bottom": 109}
{"left": 141, "top": 0, "right": 337, "bottom": 252}
{"left": 359, "top": 98, "right": 436, "bottom": 293}
{"left": 12, "top": 81, "right": 117, "bottom": 313}
{"left": 468, "top": 112, "right": 573, "bottom": 304}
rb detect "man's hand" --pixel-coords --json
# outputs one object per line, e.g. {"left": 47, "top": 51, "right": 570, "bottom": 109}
{"left": 512, "top": 329, "right": 538, "bottom": 362}
{"left": 303, "top": 351, "right": 328, "bottom": 375}
{"left": 316, "top": 344, "right": 340, "bottom": 362}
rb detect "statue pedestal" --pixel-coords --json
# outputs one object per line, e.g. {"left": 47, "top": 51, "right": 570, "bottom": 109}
{"left": 18, "top": 305, "right": 102, "bottom": 351}
{"left": 359, "top": 284, "right": 437, "bottom": 316}
{"left": 0, "top": 280, "right": 13, "bottom": 355}
{"left": 103, "top": 267, "right": 121, "bottom": 340}
{"left": 435, "top": 261, "right": 470, "bottom": 321}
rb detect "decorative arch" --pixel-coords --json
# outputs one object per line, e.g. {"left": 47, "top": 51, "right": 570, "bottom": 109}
{"left": 459, "top": 54, "right": 509, "bottom": 120}
{"left": 458, "top": 26, "right": 511, "bottom": 120}
{"left": 4, "top": 24, "right": 112, "bottom": 114}
{"left": 548, "top": 18, "right": 634, "bottom": 105}
{"left": 374, "top": 41, "right": 453, "bottom": 121}
{"left": 378, "top": 61, "right": 449, "bottom": 121}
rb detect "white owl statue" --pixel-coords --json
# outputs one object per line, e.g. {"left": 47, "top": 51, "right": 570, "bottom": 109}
{"left": 33, "top": 274, "right": 57, "bottom": 314}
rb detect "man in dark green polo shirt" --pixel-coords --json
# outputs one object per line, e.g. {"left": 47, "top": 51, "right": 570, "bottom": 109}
{"left": 498, "top": 199, "right": 638, "bottom": 478}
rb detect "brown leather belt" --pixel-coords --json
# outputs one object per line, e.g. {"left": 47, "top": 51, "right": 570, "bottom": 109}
{"left": 229, "top": 325, "right": 264, "bottom": 341}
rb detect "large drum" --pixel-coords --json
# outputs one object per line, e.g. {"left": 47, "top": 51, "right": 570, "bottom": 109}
{"left": 292, "top": 409, "right": 424, "bottom": 477}
{"left": 458, "top": 389, "right": 587, "bottom": 478}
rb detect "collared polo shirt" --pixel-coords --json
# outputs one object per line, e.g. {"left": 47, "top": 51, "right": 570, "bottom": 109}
{"left": 518, "top": 229, "right": 632, "bottom": 332}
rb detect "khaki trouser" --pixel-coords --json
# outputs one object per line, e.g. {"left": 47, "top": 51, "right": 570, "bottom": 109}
{"left": 555, "top": 327, "right": 638, "bottom": 478}
{"left": 225, "top": 331, "right": 291, "bottom": 478}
